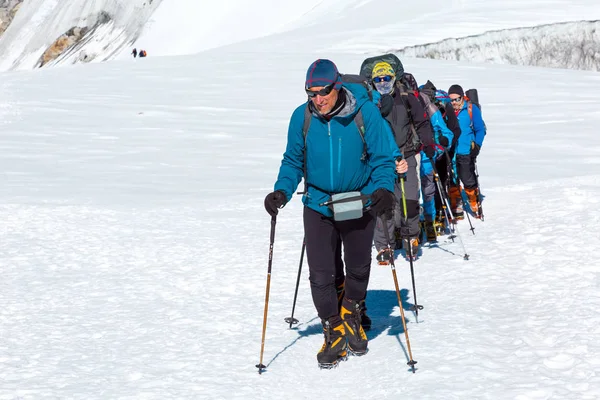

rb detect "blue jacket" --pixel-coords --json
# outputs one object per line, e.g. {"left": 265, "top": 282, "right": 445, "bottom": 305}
{"left": 454, "top": 102, "right": 485, "bottom": 155}
{"left": 274, "top": 82, "right": 396, "bottom": 217}
{"left": 430, "top": 110, "right": 454, "bottom": 151}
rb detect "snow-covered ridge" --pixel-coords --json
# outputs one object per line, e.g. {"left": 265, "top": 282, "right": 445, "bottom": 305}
{"left": 396, "top": 20, "right": 600, "bottom": 71}
{"left": 2, "top": 1, "right": 600, "bottom": 72}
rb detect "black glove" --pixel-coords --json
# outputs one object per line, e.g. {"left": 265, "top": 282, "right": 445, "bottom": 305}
{"left": 471, "top": 143, "right": 481, "bottom": 157}
{"left": 438, "top": 135, "right": 449, "bottom": 148}
{"left": 370, "top": 188, "right": 395, "bottom": 217}
{"left": 264, "top": 190, "right": 287, "bottom": 217}
{"left": 423, "top": 145, "right": 436, "bottom": 160}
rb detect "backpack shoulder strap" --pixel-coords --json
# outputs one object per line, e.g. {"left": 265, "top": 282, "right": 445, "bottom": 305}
{"left": 353, "top": 109, "right": 368, "bottom": 161}
{"left": 397, "top": 83, "right": 420, "bottom": 147}
{"left": 300, "top": 105, "right": 312, "bottom": 194}
{"left": 467, "top": 102, "right": 474, "bottom": 129}
{"left": 303, "top": 105, "right": 312, "bottom": 138}
{"left": 468, "top": 102, "right": 473, "bottom": 122}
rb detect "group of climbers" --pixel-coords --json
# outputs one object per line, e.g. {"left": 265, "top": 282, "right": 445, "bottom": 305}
{"left": 263, "top": 54, "right": 486, "bottom": 369}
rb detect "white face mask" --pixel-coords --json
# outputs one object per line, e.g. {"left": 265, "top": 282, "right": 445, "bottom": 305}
{"left": 374, "top": 77, "right": 396, "bottom": 95}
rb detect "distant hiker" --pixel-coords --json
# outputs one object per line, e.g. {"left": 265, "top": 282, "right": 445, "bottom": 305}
{"left": 131, "top": 48, "right": 137, "bottom": 58}
{"left": 264, "top": 59, "right": 396, "bottom": 369}
{"left": 139, "top": 50, "right": 147, "bottom": 58}
{"left": 447, "top": 84, "right": 486, "bottom": 219}
{"left": 432, "top": 88, "right": 461, "bottom": 229}
{"left": 417, "top": 80, "right": 455, "bottom": 242}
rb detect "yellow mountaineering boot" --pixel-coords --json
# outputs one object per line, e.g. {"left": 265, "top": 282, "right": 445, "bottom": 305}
{"left": 317, "top": 317, "right": 348, "bottom": 369}
{"left": 340, "top": 298, "right": 368, "bottom": 356}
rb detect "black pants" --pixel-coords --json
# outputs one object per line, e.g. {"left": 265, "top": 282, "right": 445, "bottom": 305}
{"left": 304, "top": 206, "right": 375, "bottom": 320}
{"left": 456, "top": 154, "right": 478, "bottom": 189}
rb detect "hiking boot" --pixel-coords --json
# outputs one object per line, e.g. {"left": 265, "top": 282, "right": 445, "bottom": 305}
{"left": 317, "top": 317, "right": 348, "bottom": 368}
{"left": 448, "top": 186, "right": 463, "bottom": 217}
{"left": 402, "top": 237, "right": 419, "bottom": 259}
{"left": 359, "top": 299, "right": 371, "bottom": 331}
{"left": 451, "top": 199, "right": 464, "bottom": 222}
{"left": 434, "top": 211, "right": 446, "bottom": 235}
{"left": 434, "top": 220, "right": 445, "bottom": 235}
{"left": 465, "top": 188, "right": 479, "bottom": 214}
{"left": 453, "top": 210, "right": 464, "bottom": 221}
{"left": 424, "top": 220, "right": 437, "bottom": 242}
{"left": 394, "top": 228, "right": 403, "bottom": 250}
{"left": 340, "top": 298, "right": 368, "bottom": 356}
{"left": 376, "top": 248, "right": 392, "bottom": 265}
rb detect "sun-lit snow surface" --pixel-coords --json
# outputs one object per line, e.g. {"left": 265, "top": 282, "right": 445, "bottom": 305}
{"left": 130, "top": 0, "right": 330, "bottom": 58}
{"left": 3, "top": 0, "right": 600, "bottom": 71}
{"left": 216, "top": 0, "right": 600, "bottom": 56}
{"left": 1, "top": 45, "right": 600, "bottom": 398}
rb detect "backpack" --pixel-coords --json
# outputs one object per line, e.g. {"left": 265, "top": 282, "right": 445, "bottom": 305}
{"left": 300, "top": 74, "right": 368, "bottom": 194}
{"left": 400, "top": 72, "right": 419, "bottom": 92}
{"left": 464, "top": 88, "right": 486, "bottom": 132}
{"left": 359, "top": 54, "right": 423, "bottom": 152}
{"left": 359, "top": 53, "right": 404, "bottom": 79}
{"left": 418, "top": 80, "right": 440, "bottom": 119}
{"left": 339, "top": 73, "right": 378, "bottom": 102}
{"left": 359, "top": 53, "right": 418, "bottom": 92}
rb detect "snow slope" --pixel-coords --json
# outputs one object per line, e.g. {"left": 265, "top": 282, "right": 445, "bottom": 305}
{"left": 1, "top": 1, "right": 600, "bottom": 399}
{"left": 0, "top": 0, "right": 162, "bottom": 71}
{"left": 3, "top": 0, "right": 600, "bottom": 71}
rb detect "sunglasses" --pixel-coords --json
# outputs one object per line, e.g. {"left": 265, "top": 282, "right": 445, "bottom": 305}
{"left": 450, "top": 97, "right": 462, "bottom": 103}
{"left": 373, "top": 76, "right": 393, "bottom": 83}
{"left": 306, "top": 82, "right": 335, "bottom": 98}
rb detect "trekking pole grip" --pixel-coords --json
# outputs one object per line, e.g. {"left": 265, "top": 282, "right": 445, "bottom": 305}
{"left": 395, "top": 155, "right": 407, "bottom": 182}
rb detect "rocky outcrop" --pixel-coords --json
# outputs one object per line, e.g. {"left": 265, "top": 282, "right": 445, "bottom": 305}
{"left": 39, "top": 26, "right": 89, "bottom": 67}
{"left": 37, "top": 11, "right": 111, "bottom": 67}
{"left": 0, "top": 0, "right": 24, "bottom": 37}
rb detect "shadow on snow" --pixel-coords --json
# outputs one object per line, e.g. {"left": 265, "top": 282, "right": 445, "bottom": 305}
{"left": 265, "top": 288, "right": 417, "bottom": 371}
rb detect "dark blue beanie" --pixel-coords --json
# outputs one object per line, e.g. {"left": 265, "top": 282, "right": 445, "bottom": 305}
{"left": 305, "top": 59, "right": 342, "bottom": 90}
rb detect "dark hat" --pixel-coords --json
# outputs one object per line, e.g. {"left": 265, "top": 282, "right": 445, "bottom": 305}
{"left": 448, "top": 84, "right": 464, "bottom": 97}
{"left": 305, "top": 59, "right": 342, "bottom": 90}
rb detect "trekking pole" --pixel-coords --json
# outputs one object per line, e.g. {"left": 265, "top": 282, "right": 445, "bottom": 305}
{"left": 382, "top": 215, "right": 417, "bottom": 373}
{"left": 428, "top": 152, "right": 455, "bottom": 237}
{"left": 256, "top": 215, "right": 277, "bottom": 374}
{"left": 448, "top": 154, "right": 475, "bottom": 235}
{"left": 463, "top": 199, "right": 476, "bottom": 235}
{"left": 474, "top": 161, "right": 484, "bottom": 221}
{"left": 431, "top": 160, "right": 470, "bottom": 260}
{"left": 443, "top": 151, "right": 462, "bottom": 231}
{"left": 430, "top": 159, "right": 455, "bottom": 238}
{"left": 396, "top": 156, "right": 423, "bottom": 318}
{"left": 284, "top": 239, "right": 305, "bottom": 328}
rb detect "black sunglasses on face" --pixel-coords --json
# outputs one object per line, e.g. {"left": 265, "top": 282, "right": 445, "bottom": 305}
{"left": 306, "top": 82, "right": 335, "bottom": 98}
{"left": 450, "top": 97, "right": 462, "bottom": 103}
